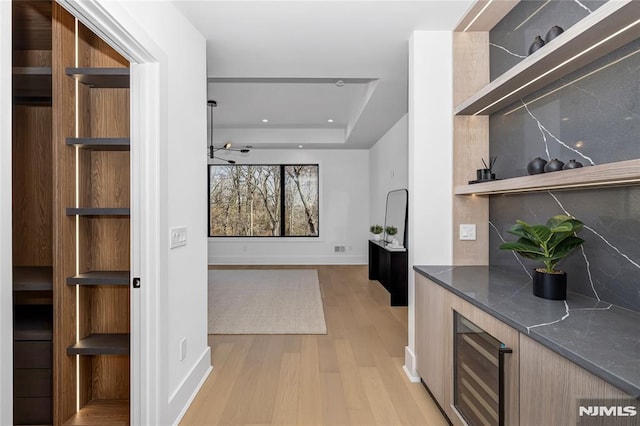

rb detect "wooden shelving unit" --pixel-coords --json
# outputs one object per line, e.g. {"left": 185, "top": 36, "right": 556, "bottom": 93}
{"left": 67, "top": 137, "right": 130, "bottom": 151}
{"left": 13, "top": 266, "right": 53, "bottom": 291}
{"left": 455, "top": 0, "right": 640, "bottom": 115}
{"left": 48, "top": 13, "right": 132, "bottom": 425}
{"left": 14, "top": 305, "right": 54, "bottom": 341}
{"left": 67, "top": 271, "right": 130, "bottom": 286}
{"left": 455, "top": 159, "right": 640, "bottom": 195}
{"left": 13, "top": 66, "right": 53, "bottom": 105}
{"left": 12, "top": 2, "right": 55, "bottom": 424}
{"left": 66, "top": 67, "right": 130, "bottom": 88}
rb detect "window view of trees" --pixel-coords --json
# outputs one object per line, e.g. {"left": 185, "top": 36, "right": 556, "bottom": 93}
{"left": 209, "top": 164, "right": 319, "bottom": 237}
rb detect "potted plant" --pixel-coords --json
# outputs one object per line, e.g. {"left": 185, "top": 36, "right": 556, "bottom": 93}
{"left": 385, "top": 225, "right": 398, "bottom": 243}
{"left": 499, "top": 214, "right": 584, "bottom": 300}
{"left": 370, "top": 224, "right": 383, "bottom": 241}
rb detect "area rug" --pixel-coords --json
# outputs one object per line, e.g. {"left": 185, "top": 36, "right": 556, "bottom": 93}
{"left": 208, "top": 269, "right": 327, "bottom": 334}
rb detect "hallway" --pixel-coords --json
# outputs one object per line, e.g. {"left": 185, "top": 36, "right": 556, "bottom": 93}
{"left": 181, "top": 265, "right": 447, "bottom": 425}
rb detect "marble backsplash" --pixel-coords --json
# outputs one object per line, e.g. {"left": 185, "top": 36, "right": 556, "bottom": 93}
{"left": 490, "top": 0, "right": 606, "bottom": 80}
{"left": 487, "top": 2, "right": 640, "bottom": 311}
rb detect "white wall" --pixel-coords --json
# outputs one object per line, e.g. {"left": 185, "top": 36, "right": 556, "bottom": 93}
{"left": 405, "top": 31, "right": 454, "bottom": 379}
{"left": 208, "top": 149, "right": 370, "bottom": 265}
{"left": 0, "top": 1, "right": 13, "bottom": 423}
{"left": 369, "top": 114, "right": 408, "bottom": 227}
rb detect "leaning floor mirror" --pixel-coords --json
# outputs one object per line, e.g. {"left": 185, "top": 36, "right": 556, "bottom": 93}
{"left": 384, "top": 189, "right": 408, "bottom": 249}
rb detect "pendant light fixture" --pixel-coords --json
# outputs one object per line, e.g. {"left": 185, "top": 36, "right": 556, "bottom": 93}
{"left": 208, "top": 100, "right": 250, "bottom": 164}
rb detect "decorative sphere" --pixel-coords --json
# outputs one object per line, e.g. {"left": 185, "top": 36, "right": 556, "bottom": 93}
{"left": 527, "top": 157, "right": 547, "bottom": 175}
{"left": 544, "top": 158, "right": 565, "bottom": 172}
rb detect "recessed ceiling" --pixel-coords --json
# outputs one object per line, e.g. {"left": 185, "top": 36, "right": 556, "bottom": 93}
{"left": 173, "top": 0, "right": 474, "bottom": 149}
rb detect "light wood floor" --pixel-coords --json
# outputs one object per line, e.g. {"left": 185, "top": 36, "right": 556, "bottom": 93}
{"left": 180, "top": 265, "right": 447, "bottom": 426}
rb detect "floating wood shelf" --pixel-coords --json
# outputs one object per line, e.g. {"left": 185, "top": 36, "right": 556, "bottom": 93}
{"left": 63, "top": 399, "right": 129, "bottom": 426}
{"left": 455, "top": 159, "right": 640, "bottom": 195}
{"left": 66, "top": 67, "right": 130, "bottom": 88}
{"left": 13, "top": 266, "right": 53, "bottom": 291}
{"left": 67, "top": 334, "right": 130, "bottom": 356}
{"left": 67, "top": 271, "right": 130, "bottom": 286}
{"left": 454, "top": 0, "right": 640, "bottom": 115}
{"left": 13, "top": 67, "right": 52, "bottom": 105}
{"left": 66, "top": 208, "right": 130, "bottom": 216}
{"left": 14, "top": 305, "right": 53, "bottom": 341}
{"left": 66, "top": 137, "right": 130, "bottom": 151}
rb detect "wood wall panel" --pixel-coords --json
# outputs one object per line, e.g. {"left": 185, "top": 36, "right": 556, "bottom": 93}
{"left": 87, "top": 218, "right": 130, "bottom": 272}
{"left": 453, "top": 116, "right": 489, "bottom": 265}
{"left": 78, "top": 23, "right": 128, "bottom": 68}
{"left": 13, "top": 49, "right": 52, "bottom": 67}
{"left": 52, "top": 3, "right": 78, "bottom": 423}
{"left": 90, "top": 151, "right": 130, "bottom": 208}
{"left": 12, "top": 0, "right": 52, "bottom": 51}
{"left": 453, "top": 32, "right": 489, "bottom": 107}
{"left": 12, "top": 105, "right": 52, "bottom": 266}
{"left": 452, "top": 32, "right": 490, "bottom": 266}
{"left": 90, "top": 89, "right": 130, "bottom": 137}
{"left": 91, "top": 287, "right": 130, "bottom": 333}
{"left": 92, "top": 356, "right": 130, "bottom": 400}
{"left": 519, "top": 334, "right": 630, "bottom": 426}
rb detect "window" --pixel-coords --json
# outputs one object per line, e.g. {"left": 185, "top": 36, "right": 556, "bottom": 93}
{"left": 208, "top": 164, "right": 319, "bottom": 237}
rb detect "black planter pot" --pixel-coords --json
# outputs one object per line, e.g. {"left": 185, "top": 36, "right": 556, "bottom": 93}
{"left": 533, "top": 269, "right": 567, "bottom": 300}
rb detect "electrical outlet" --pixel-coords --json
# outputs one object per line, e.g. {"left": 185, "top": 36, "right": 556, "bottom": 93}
{"left": 170, "top": 226, "right": 187, "bottom": 249}
{"left": 459, "top": 224, "right": 476, "bottom": 241}
{"left": 180, "top": 338, "right": 187, "bottom": 361}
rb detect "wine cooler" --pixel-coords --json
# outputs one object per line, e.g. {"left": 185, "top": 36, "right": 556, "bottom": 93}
{"left": 454, "top": 311, "right": 512, "bottom": 426}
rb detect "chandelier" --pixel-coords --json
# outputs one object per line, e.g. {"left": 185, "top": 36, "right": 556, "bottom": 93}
{"left": 208, "top": 100, "right": 250, "bottom": 164}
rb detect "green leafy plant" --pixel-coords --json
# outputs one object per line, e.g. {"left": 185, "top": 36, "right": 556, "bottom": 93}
{"left": 370, "top": 224, "right": 383, "bottom": 234}
{"left": 385, "top": 226, "right": 398, "bottom": 236}
{"left": 499, "top": 215, "right": 585, "bottom": 273}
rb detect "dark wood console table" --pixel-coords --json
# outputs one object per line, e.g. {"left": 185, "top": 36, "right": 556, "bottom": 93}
{"left": 368, "top": 240, "right": 408, "bottom": 306}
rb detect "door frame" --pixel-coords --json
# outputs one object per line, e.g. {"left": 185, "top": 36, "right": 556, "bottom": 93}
{"left": 55, "top": 0, "right": 160, "bottom": 423}
{"left": 0, "top": 1, "right": 14, "bottom": 424}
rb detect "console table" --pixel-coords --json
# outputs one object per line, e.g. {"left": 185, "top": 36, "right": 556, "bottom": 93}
{"left": 368, "top": 240, "right": 408, "bottom": 306}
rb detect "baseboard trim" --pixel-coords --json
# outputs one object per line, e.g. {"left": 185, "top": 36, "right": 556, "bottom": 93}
{"left": 170, "top": 346, "right": 212, "bottom": 425}
{"left": 403, "top": 346, "right": 420, "bottom": 382}
{"left": 208, "top": 255, "right": 367, "bottom": 265}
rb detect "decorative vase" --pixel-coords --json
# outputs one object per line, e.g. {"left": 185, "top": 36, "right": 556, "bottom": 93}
{"left": 545, "top": 25, "right": 564, "bottom": 43}
{"left": 373, "top": 233, "right": 381, "bottom": 241}
{"left": 533, "top": 269, "right": 567, "bottom": 300}
{"left": 528, "top": 36, "right": 545, "bottom": 55}
{"left": 527, "top": 157, "right": 547, "bottom": 175}
{"left": 563, "top": 159, "right": 583, "bottom": 169}
{"left": 544, "top": 158, "right": 565, "bottom": 172}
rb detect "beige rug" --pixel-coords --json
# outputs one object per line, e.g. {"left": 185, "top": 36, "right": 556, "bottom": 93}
{"left": 208, "top": 269, "right": 327, "bottom": 334}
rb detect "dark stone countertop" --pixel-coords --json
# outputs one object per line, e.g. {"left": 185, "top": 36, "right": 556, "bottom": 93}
{"left": 414, "top": 265, "right": 640, "bottom": 399}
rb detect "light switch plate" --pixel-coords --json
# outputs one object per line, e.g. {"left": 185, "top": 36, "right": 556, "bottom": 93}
{"left": 459, "top": 224, "right": 476, "bottom": 241}
{"left": 170, "top": 226, "right": 187, "bottom": 249}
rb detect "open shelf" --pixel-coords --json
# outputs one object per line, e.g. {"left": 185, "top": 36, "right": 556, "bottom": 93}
{"left": 454, "top": 0, "right": 640, "bottom": 115}
{"left": 67, "top": 271, "right": 130, "bottom": 286}
{"left": 13, "top": 67, "right": 52, "bottom": 105}
{"left": 67, "top": 334, "right": 130, "bottom": 356}
{"left": 14, "top": 305, "right": 53, "bottom": 341}
{"left": 455, "top": 159, "right": 640, "bottom": 195}
{"left": 63, "top": 399, "right": 129, "bottom": 426}
{"left": 66, "top": 137, "right": 130, "bottom": 151}
{"left": 66, "top": 67, "right": 130, "bottom": 88}
{"left": 13, "top": 266, "right": 53, "bottom": 292}
{"left": 66, "top": 207, "right": 130, "bottom": 216}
